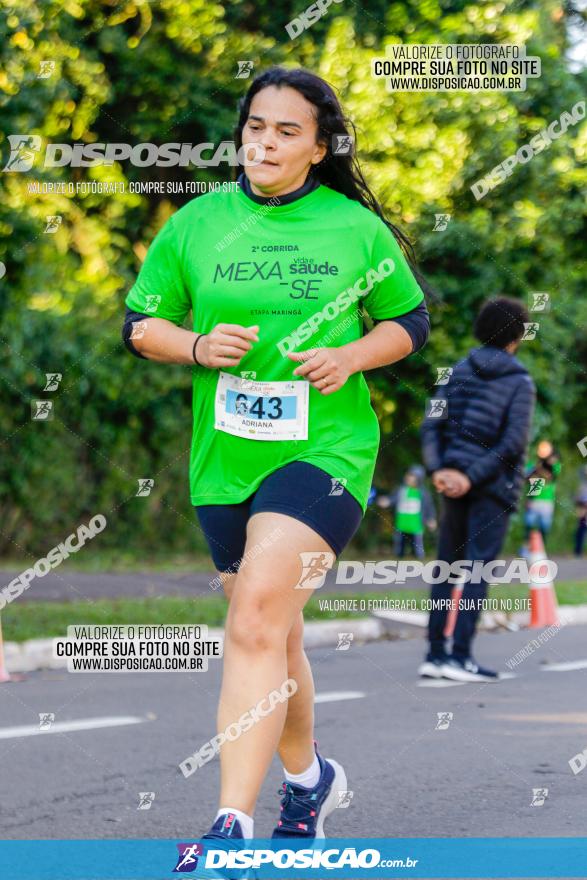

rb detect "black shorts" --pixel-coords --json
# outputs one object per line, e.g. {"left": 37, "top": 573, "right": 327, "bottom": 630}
{"left": 194, "top": 461, "right": 363, "bottom": 573}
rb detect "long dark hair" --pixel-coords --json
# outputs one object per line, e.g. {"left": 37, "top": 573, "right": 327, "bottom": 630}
{"left": 234, "top": 66, "right": 422, "bottom": 279}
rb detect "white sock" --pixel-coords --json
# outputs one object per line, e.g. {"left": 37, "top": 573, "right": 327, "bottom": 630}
{"left": 215, "top": 807, "right": 254, "bottom": 839}
{"left": 284, "top": 754, "right": 321, "bottom": 789}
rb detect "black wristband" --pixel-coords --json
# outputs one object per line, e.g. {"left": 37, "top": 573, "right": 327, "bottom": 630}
{"left": 192, "top": 333, "right": 205, "bottom": 365}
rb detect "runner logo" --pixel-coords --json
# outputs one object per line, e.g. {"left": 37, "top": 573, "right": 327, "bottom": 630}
{"left": 426, "top": 398, "right": 448, "bottom": 419}
{"left": 329, "top": 477, "right": 347, "bottom": 495}
{"left": 530, "top": 788, "right": 548, "bottom": 806}
{"left": 32, "top": 400, "right": 53, "bottom": 420}
{"left": 435, "top": 712, "right": 453, "bottom": 730}
{"left": 173, "top": 843, "right": 203, "bottom": 872}
{"left": 37, "top": 60, "right": 55, "bottom": 78}
{"left": 337, "top": 790, "right": 354, "bottom": 807}
{"left": 433, "top": 213, "right": 451, "bottom": 231}
{"left": 136, "top": 479, "right": 155, "bottom": 497}
{"left": 240, "top": 371, "right": 257, "bottom": 392}
{"left": 332, "top": 134, "right": 354, "bottom": 155}
{"left": 435, "top": 367, "right": 453, "bottom": 385}
{"left": 39, "top": 713, "right": 55, "bottom": 729}
{"left": 529, "top": 291, "right": 550, "bottom": 312}
{"left": 137, "top": 792, "right": 155, "bottom": 810}
{"left": 3, "top": 135, "right": 42, "bottom": 172}
{"left": 44, "top": 215, "right": 62, "bottom": 233}
{"left": 236, "top": 61, "right": 254, "bottom": 78}
{"left": 295, "top": 551, "right": 335, "bottom": 589}
{"left": 144, "top": 294, "right": 161, "bottom": 313}
{"left": 43, "top": 373, "right": 62, "bottom": 391}
{"left": 130, "top": 320, "right": 148, "bottom": 340}
{"left": 522, "top": 322, "right": 539, "bottom": 340}
{"left": 336, "top": 632, "right": 354, "bottom": 651}
{"left": 528, "top": 477, "right": 545, "bottom": 496}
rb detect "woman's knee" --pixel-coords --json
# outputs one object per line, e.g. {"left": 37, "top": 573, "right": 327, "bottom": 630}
{"left": 226, "top": 586, "right": 290, "bottom": 654}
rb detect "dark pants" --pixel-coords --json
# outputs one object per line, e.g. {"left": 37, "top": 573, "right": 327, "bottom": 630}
{"left": 394, "top": 531, "right": 424, "bottom": 559}
{"left": 575, "top": 517, "right": 587, "bottom": 557}
{"left": 428, "top": 494, "right": 512, "bottom": 660}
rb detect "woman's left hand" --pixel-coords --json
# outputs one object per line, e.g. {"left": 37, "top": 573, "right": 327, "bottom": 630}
{"left": 287, "top": 347, "right": 353, "bottom": 395}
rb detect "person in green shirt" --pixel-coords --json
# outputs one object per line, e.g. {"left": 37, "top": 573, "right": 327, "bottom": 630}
{"left": 377, "top": 466, "right": 437, "bottom": 559}
{"left": 123, "top": 66, "right": 429, "bottom": 843}
{"left": 523, "top": 440, "right": 561, "bottom": 545}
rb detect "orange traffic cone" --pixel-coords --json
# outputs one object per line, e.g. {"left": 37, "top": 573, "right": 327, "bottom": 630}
{"left": 0, "top": 615, "right": 12, "bottom": 683}
{"left": 527, "top": 529, "right": 559, "bottom": 628}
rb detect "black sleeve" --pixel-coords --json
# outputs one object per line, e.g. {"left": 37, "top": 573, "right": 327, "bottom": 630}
{"left": 122, "top": 306, "right": 151, "bottom": 359}
{"left": 372, "top": 299, "right": 430, "bottom": 354}
{"left": 420, "top": 384, "right": 447, "bottom": 475}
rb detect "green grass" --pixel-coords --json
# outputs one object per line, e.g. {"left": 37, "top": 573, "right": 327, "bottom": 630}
{"left": 0, "top": 552, "right": 216, "bottom": 575}
{"left": 3, "top": 582, "right": 586, "bottom": 643}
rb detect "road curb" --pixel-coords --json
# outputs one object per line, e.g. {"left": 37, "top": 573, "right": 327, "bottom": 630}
{"left": 4, "top": 607, "right": 587, "bottom": 674}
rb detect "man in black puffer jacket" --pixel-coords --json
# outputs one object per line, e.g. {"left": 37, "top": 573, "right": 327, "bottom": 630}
{"left": 420, "top": 297, "right": 536, "bottom": 682}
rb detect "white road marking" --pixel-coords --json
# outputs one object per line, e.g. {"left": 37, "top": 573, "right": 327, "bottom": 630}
{"left": 542, "top": 659, "right": 587, "bottom": 672}
{"left": 417, "top": 679, "right": 467, "bottom": 688}
{"left": 489, "top": 712, "right": 587, "bottom": 724}
{"left": 0, "top": 715, "right": 149, "bottom": 740}
{"left": 315, "top": 691, "right": 365, "bottom": 703}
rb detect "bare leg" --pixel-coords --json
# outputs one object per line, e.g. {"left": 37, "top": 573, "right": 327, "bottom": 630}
{"left": 216, "top": 512, "right": 333, "bottom": 815}
{"left": 222, "top": 576, "right": 315, "bottom": 777}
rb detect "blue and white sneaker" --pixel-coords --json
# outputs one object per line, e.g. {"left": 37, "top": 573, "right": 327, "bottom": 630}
{"left": 271, "top": 751, "right": 348, "bottom": 839}
{"left": 194, "top": 813, "right": 245, "bottom": 880}
{"left": 202, "top": 812, "right": 245, "bottom": 841}
{"left": 418, "top": 651, "right": 450, "bottom": 679}
{"left": 442, "top": 656, "right": 500, "bottom": 682}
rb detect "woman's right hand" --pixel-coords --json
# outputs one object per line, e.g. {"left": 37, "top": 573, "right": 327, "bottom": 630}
{"left": 197, "top": 323, "right": 260, "bottom": 368}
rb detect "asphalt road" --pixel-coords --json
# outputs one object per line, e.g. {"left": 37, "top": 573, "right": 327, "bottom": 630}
{"left": 2, "top": 558, "right": 585, "bottom": 603}
{"left": 0, "top": 623, "right": 586, "bottom": 842}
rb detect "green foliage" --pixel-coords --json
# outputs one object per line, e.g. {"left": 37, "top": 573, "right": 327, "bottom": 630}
{"left": 0, "top": 0, "right": 585, "bottom": 558}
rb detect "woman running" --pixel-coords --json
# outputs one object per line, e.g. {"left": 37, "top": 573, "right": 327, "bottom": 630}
{"left": 123, "top": 67, "right": 430, "bottom": 841}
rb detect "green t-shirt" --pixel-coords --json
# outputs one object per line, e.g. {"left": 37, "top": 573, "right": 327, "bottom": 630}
{"left": 526, "top": 460, "right": 561, "bottom": 502}
{"left": 125, "top": 183, "right": 424, "bottom": 513}
{"left": 395, "top": 486, "right": 424, "bottom": 534}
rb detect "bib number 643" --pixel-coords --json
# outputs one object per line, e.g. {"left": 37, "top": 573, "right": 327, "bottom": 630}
{"left": 236, "top": 393, "right": 283, "bottom": 420}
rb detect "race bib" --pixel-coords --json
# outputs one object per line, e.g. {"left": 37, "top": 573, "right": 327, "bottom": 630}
{"left": 398, "top": 499, "right": 421, "bottom": 514}
{"left": 214, "top": 371, "right": 309, "bottom": 441}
